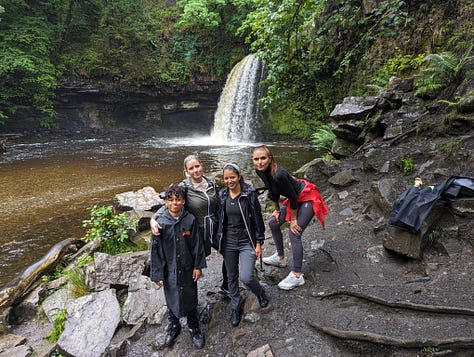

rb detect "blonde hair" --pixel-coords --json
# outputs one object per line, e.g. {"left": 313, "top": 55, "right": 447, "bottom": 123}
{"left": 183, "top": 154, "right": 201, "bottom": 178}
{"left": 252, "top": 144, "right": 278, "bottom": 178}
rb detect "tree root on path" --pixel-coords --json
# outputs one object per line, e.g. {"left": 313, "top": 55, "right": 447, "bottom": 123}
{"left": 306, "top": 321, "right": 474, "bottom": 349}
{"left": 315, "top": 290, "right": 474, "bottom": 316}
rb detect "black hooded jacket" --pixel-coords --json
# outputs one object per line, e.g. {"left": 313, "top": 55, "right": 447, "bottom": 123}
{"left": 215, "top": 181, "right": 265, "bottom": 252}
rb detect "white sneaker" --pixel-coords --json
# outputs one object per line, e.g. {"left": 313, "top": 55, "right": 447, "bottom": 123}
{"left": 278, "top": 272, "right": 305, "bottom": 290}
{"left": 262, "top": 252, "right": 287, "bottom": 267}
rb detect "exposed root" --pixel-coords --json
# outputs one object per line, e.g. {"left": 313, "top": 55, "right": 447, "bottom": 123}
{"left": 306, "top": 320, "right": 474, "bottom": 349}
{"left": 315, "top": 290, "right": 474, "bottom": 316}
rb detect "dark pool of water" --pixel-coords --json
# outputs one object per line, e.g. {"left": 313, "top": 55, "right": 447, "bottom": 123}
{"left": 0, "top": 134, "right": 316, "bottom": 287}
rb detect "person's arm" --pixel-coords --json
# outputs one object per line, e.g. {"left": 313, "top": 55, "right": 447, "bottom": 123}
{"left": 150, "top": 205, "right": 166, "bottom": 235}
{"left": 150, "top": 234, "right": 165, "bottom": 286}
{"left": 249, "top": 189, "right": 266, "bottom": 246}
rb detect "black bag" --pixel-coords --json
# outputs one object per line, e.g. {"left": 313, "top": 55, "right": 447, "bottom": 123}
{"left": 388, "top": 176, "right": 474, "bottom": 234}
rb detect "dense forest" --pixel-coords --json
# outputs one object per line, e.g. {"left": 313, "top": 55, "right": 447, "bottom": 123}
{"left": 0, "top": 0, "right": 472, "bottom": 138}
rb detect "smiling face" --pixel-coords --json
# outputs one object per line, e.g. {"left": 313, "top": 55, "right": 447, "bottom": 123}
{"left": 252, "top": 148, "right": 272, "bottom": 172}
{"left": 165, "top": 194, "right": 185, "bottom": 217}
{"left": 185, "top": 158, "right": 204, "bottom": 183}
{"left": 223, "top": 168, "right": 241, "bottom": 192}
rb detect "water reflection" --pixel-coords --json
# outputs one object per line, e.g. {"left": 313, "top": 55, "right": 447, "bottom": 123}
{"left": 0, "top": 135, "right": 316, "bottom": 287}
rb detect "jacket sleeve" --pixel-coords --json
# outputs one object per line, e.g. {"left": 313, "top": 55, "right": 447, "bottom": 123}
{"left": 278, "top": 169, "right": 299, "bottom": 210}
{"left": 150, "top": 234, "right": 165, "bottom": 282}
{"left": 250, "top": 191, "right": 266, "bottom": 245}
{"left": 190, "top": 220, "right": 207, "bottom": 270}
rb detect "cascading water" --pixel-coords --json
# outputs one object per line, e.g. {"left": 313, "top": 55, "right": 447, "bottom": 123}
{"left": 211, "top": 54, "right": 264, "bottom": 143}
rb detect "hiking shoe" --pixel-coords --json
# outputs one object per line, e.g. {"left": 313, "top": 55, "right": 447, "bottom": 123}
{"left": 262, "top": 252, "right": 287, "bottom": 267}
{"left": 164, "top": 323, "right": 181, "bottom": 346}
{"left": 257, "top": 290, "right": 269, "bottom": 308}
{"left": 189, "top": 328, "right": 205, "bottom": 349}
{"left": 231, "top": 308, "right": 242, "bottom": 327}
{"left": 278, "top": 272, "right": 305, "bottom": 290}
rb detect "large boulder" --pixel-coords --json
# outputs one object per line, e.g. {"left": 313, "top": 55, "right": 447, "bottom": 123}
{"left": 87, "top": 251, "right": 149, "bottom": 291}
{"left": 114, "top": 186, "right": 164, "bottom": 212}
{"left": 121, "top": 274, "right": 166, "bottom": 325}
{"left": 57, "top": 289, "right": 121, "bottom": 357}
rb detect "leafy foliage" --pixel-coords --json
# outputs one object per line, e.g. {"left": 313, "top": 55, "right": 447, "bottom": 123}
{"left": 368, "top": 51, "right": 425, "bottom": 93}
{"left": 82, "top": 205, "right": 137, "bottom": 255}
{"left": 311, "top": 124, "right": 336, "bottom": 153}
{"left": 243, "top": 0, "right": 411, "bottom": 108}
{"left": 414, "top": 44, "right": 473, "bottom": 96}
{"left": 41, "top": 261, "right": 67, "bottom": 284}
{"left": 46, "top": 310, "right": 67, "bottom": 343}
{"left": 0, "top": 0, "right": 61, "bottom": 126}
{"left": 397, "top": 156, "right": 414, "bottom": 175}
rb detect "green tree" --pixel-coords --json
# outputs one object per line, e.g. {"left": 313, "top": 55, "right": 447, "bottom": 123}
{"left": 176, "top": 0, "right": 254, "bottom": 76}
{"left": 240, "top": 0, "right": 414, "bottom": 138}
{"left": 0, "top": 0, "right": 62, "bottom": 126}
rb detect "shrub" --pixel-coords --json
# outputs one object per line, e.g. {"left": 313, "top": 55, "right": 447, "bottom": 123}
{"left": 396, "top": 156, "right": 414, "bottom": 175}
{"left": 82, "top": 205, "right": 137, "bottom": 255}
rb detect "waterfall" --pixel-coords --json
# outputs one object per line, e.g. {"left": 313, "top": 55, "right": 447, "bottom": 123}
{"left": 211, "top": 54, "right": 263, "bottom": 143}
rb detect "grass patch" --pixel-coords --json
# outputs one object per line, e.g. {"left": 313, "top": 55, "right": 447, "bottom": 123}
{"left": 45, "top": 310, "right": 67, "bottom": 343}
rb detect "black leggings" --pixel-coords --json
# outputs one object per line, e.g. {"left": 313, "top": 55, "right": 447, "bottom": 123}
{"left": 268, "top": 201, "right": 314, "bottom": 273}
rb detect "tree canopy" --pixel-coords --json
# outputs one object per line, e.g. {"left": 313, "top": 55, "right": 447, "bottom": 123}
{"left": 0, "top": 0, "right": 472, "bottom": 136}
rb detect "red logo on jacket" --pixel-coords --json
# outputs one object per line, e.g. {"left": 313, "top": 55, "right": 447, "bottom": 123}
{"left": 182, "top": 230, "right": 191, "bottom": 236}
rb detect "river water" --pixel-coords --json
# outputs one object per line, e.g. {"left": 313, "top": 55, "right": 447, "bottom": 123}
{"left": 0, "top": 133, "right": 316, "bottom": 288}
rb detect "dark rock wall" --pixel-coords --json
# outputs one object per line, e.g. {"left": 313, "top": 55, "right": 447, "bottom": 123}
{"left": 43, "top": 77, "right": 224, "bottom": 135}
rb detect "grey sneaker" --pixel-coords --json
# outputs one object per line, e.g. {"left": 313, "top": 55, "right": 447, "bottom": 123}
{"left": 278, "top": 272, "right": 305, "bottom": 290}
{"left": 262, "top": 252, "right": 287, "bottom": 267}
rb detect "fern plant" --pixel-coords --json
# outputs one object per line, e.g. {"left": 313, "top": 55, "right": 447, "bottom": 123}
{"left": 311, "top": 124, "right": 336, "bottom": 153}
{"left": 414, "top": 44, "right": 473, "bottom": 96}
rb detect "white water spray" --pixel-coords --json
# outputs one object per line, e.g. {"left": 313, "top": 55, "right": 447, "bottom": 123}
{"left": 211, "top": 54, "right": 263, "bottom": 143}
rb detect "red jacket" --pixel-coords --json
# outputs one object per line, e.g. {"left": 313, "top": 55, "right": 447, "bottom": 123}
{"left": 282, "top": 179, "right": 329, "bottom": 229}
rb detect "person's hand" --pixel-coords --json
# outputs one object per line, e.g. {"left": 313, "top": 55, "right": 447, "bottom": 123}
{"left": 154, "top": 280, "right": 163, "bottom": 288}
{"left": 193, "top": 268, "right": 202, "bottom": 282}
{"left": 271, "top": 210, "right": 280, "bottom": 222}
{"left": 290, "top": 219, "right": 302, "bottom": 235}
{"left": 255, "top": 243, "right": 262, "bottom": 259}
{"left": 150, "top": 218, "right": 161, "bottom": 235}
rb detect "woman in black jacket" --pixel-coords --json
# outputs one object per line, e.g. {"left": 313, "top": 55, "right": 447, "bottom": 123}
{"left": 215, "top": 163, "right": 269, "bottom": 327}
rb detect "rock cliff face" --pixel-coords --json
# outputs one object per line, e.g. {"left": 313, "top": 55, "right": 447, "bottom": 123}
{"left": 301, "top": 75, "right": 473, "bottom": 260}
{"left": 53, "top": 77, "right": 225, "bottom": 135}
